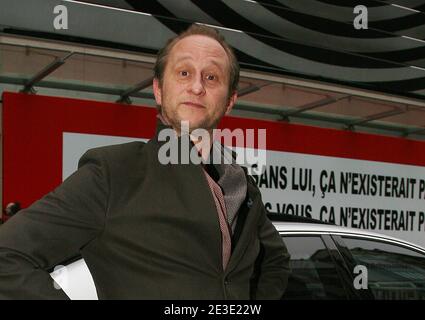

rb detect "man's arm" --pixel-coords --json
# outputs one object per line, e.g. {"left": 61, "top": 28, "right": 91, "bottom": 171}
{"left": 0, "top": 149, "right": 108, "bottom": 299}
{"left": 253, "top": 208, "right": 291, "bottom": 300}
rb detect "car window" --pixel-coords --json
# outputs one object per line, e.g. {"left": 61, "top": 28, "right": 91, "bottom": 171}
{"left": 281, "top": 235, "right": 348, "bottom": 300}
{"left": 342, "top": 237, "right": 425, "bottom": 300}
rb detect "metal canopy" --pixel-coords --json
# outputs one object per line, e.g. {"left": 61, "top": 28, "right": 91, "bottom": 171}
{"left": 280, "top": 95, "right": 350, "bottom": 121}
{"left": 20, "top": 52, "right": 74, "bottom": 94}
{"left": 346, "top": 106, "right": 408, "bottom": 130}
{"left": 405, "top": 127, "right": 425, "bottom": 136}
{"left": 117, "top": 76, "right": 154, "bottom": 104}
{"left": 1, "top": 34, "right": 425, "bottom": 140}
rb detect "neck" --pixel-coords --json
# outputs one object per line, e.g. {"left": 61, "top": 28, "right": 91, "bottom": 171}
{"left": 156, "top": 112, "right": 214, "bottom": 162}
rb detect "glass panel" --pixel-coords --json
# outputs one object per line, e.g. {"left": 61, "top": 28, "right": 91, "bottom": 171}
{"left": 281, "top": 236, "right": 347, "bottom": 300}
{"left": 46, "top": 53, "right": 154, "bottom": 91}
{"left": 343, "top": 237, "right": 425, "bottom": 300}
{"left": 383, "top": 109, "right": 425, "bottom": 127}
{"left": 0, "top": 43, "right": 154, "bottom": 93}
{"left": 0, "top": 44, "right": 67, "bottom": 79}
{"left": 317, "top": 96, "right": 404, "bottom": 119}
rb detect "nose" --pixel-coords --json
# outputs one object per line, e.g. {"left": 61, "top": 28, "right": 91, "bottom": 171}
{"left": 188, "top": 73, "right": 206, "bottom": 96}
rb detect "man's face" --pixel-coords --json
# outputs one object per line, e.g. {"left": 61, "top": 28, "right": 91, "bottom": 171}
{"left": 153, "top": 35, "right": 237, "bottom": 133}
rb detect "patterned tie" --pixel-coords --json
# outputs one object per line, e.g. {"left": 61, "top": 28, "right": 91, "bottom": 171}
{"left": 203, "top": 168, "right": 232, "bottom": 270}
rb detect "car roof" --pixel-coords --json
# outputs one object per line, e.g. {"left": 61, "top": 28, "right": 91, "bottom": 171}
{"left": 271, "top": 221, "right": 425, "bottom": 253}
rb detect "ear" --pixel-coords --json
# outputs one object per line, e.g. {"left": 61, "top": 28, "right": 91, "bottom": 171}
{"left": 153, "top": 78, "right": 162, "bottom": 106}
{"left": 225, "top": 91, "right": 237, "bottom": 115}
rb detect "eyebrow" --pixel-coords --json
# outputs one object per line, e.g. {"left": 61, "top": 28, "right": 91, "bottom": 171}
{"left": 173, "top": 55, "right": 225, "bottom": 71}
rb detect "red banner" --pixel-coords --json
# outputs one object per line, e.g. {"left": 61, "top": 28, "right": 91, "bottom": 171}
{"left": 3, "top": 91, "right": 425, "bottom": 221}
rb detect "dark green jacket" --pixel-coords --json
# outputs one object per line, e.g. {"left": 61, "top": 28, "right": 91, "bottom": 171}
{"left": 0, "top": 128, "right": 290, "bottom": 299}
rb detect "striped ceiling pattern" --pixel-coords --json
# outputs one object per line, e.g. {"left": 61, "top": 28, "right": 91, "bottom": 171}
{"left": 82, "top": 0, "right": 425, "bottom": 100}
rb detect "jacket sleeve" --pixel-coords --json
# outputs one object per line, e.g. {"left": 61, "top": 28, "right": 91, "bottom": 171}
{"left": 253, "top": 207, "right": 291, "bottom": 300}
{"left": 0, "top": 149, "right": 108, "bottom": 299}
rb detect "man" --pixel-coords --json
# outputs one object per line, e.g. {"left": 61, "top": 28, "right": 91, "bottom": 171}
{"left": 0, "top": 24, "right": 290, "bottom": 299}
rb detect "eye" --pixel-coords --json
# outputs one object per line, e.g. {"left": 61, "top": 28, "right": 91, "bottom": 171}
{"left": 179, "top": 70, "right": 189, "bottom": 77}
{"left": 205, "top": 74, "right": 216, "bottom": 81}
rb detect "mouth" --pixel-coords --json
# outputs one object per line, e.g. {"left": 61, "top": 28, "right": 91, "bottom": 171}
{"left": 182, "top": 102, "right": 205, "bottom": 109}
